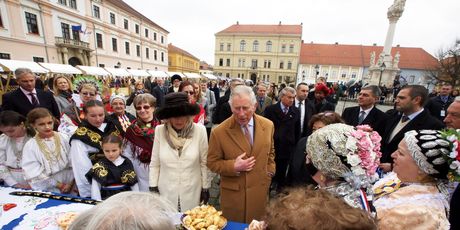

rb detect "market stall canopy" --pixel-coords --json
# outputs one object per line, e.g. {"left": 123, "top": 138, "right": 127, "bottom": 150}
{"left": 38, "top": 63, "right": 82, "bottom": 74}
{"left": 203, "top": 74, "right": 218, "bottom": 80}
{"left": 76, "top": 65, "right": 110, "bottom": 76}
{"left": 183, "top": 72, "right": 202, "bottom": 79}
{"left": 147, "top": 70, "right": 169, "bottom": 78}
{"left": 167, "top": 72, "right": 186, "bottom": 79}
{"left": 127, "top": 69, "right": 150, "bottom": 77}
{"left": 104, "top": 67, "right": 131, "bottom": 77}
{"left": 0, "top": 59, "right": 49, "bottom": 74}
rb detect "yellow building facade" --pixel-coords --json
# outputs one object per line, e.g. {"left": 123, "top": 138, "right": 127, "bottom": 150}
{"left": 168, "top": 43, "right": 200, "bottom": 73}
{"left": 214, "top": 23, "right": 302, "bottom": 84}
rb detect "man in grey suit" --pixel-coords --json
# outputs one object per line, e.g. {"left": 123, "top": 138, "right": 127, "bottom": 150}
{"left": 255, "top": 83, "right": 272, "bottom": 115}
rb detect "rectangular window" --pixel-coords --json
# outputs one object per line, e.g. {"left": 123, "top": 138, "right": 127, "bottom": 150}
{"left": 69, "top": 0, "right": 77, "bottom": 9}
{"left": 154, "top": 50, "right": 157, "bottom": 60}
{"left": 72, "top": 27, "right": 80, "bottom": 41}
{"left": 110, "top": 13, "right": 115, "bottom": 24}
{"left": 125, "top": 41, "right": 130, "bottom": 55}
{"left": 226, "top": 59, "right": 230, "bottom": 67}
{"left": 227, "top": 43, "right": 231, "bottom": 51}
{"left": 0, "top": 10, "right": 3, "bottom": 27}
{"left": 268, "top": 60, "right": 271, "bottom": 68}
{"left": 289, "top": 44, "right": 294, "bottom": 53}
{"left": 93, "top": 5, "right": 100, "bottom": 19}
{"left": 219, "top": 43, "right": 224, "bottom": 51}
{"left": 219, "top": 58, "right": 223, "bottom": 66}
{"left": 264, "top": 60, "right": 267, "bottom": 68}
{"left": 124, "top": 19, "right": 128, "bottom": 30}
{"left": 153, "top": 32, "right": 157, "bottom": 41}
{"left": 146, "top": 47, "right": 149, "bottom": 59}
{"left": 279, "top": 61, "right": 284, "bottom": 69}
{"left": 161, "top": 36, "right": 164, "bottom": 44}
{"left": 96, "top": 33, "right": 103, "bottom": 48}
{"left": 33, "top": 57, "right": 44, "bottom": 62}
{"left": 25, "top": 12, "right": 39, "bottom": 34}
{"left": 251, "top": 59, "right": 257, "bottom": 68}
{"left": 0, "top": 53, "right": 10, "bottom": 59}
{"left": 281, "top": 44, "right": 286, "bottom": 53}
{"left": 287, "top": 61, "right": 292, "bottom": 69}
{"left": 161, "top": 52, "right": 164, "bottom": 62}
{"left": 242, "top": 59, "right": 245, "bottom": 67}
{"left": 136, "top": 45, "right": 140, "bottom": 57}
{"left": 61, "top": 22, "right": 70, "bottom": 39}
{"left": 341, "top": 73, "right": 346, "bottom": 78}
{"left": 278, "top": 76, "right": 282, "bottom": 83}
{"left": 112, "top": 38, "right": 117, "bottom": 52}
{"left": 351, "top": 73, "right": 357, "bottom": 79}
{"left": 145, "top": 28, "right": 149, "bottom": 38}
{"left": 58, "top": 0, "right": 67, "bottom": 6}
{"left": 135, "top": 24, "right": 139, "bottom": 34}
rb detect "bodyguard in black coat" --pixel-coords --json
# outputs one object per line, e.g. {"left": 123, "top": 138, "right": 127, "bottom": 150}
{"left": 342, "top": 85, "right": 388, "bottom": 136}
{"left": 264, "top": 87, "right": 300, "bottom": 191}
{"left": 379, "top": 85, "right": 445, "bottom": 172}
{"left": 2, "top": 68, "right": 59, "bottom": 118}
{"left": 424, "top": 83, "right": 454, "bottom": 122}
{"left": 294, "top": 83, "right": 315, "bottom": 137}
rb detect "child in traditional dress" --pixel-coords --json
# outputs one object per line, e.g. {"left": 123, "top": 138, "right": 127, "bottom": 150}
{"left": 86, "top": 134, "right": 138, "bottom": 200}
{"left": 22, "top": 108, "right": 74, "bottom": 193}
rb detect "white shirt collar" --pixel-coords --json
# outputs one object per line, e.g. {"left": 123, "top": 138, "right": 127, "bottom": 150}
{"left": 405, "top": 108, "right": 424, "bottom": 121}
{"left": 20, "top": 87, "right": 36, "bottom": 95}
{"left": 111, "top": 156, "right": 125, "bottom": 166}
{"left": 360, "top": 106, "right": 374, "bottom": 115}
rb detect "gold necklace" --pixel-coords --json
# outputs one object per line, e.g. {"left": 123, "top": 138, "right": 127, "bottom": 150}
{"left": 36, "top": 132, "right": 62, "bottom": 163}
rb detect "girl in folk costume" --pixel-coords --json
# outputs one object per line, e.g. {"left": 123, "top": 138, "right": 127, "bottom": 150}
{"left": 149, "top": 92, "right": 211, "bottom": 212}
{"left": 70, "top": 100, "right": 120, "bottom": 198}
{"left": 123, "top": 94, "right": 160, "bottom": 191}
{"left": 58, "top": 76, "right": 103, "bottom": 137}
{"left": 179, "top": 81, "right": 206, "bottom": 125}
{"left": 86, "top": 134, "right": 138, "bottom": 200}
{"left": 22, "top": 108, "right": 74, "bottom": 193}
{"left": 0, "top": 111, "right": 34, "bottom": 189}
{"left": 107, "top": 94, "right": 136, "bottom": 137}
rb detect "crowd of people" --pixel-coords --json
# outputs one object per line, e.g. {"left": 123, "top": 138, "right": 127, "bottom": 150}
{"left": 1, "top": 67, "right": 460, "bottom": 229}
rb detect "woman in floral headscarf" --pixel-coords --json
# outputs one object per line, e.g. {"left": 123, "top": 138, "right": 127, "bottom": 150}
{"left": 372, "top": 129, "right": 452, "bottom": 230}
{"left": 306, "top": 123, "right": 382, "bottom": 212}
{"left": 123, "top": 94, "right": 160, "bottom": 191}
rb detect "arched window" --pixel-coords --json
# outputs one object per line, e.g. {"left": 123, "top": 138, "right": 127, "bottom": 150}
{"left": 266, "top": 41, "right": 272, "bottom": 52}
{"left": 253, "top": 40, "right": 259, "bottom": 52}
{"left": 240, "top": 40, "right": 246, "bottom": 51}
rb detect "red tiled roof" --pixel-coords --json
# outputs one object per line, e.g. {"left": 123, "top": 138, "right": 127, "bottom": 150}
{"left": 168, "top": 44, "right": 200, "bottom": 61}
{"left": 108, "top": 0, "right": 169, "bottom": 33}
{"left": 300, "top": 43, "right": 438, "bottom": 70}
{"left": 216, "top": 24, "right": 302, "bottom": 35}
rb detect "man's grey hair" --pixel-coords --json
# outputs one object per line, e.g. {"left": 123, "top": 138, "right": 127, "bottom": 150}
{"left": 229, "top": 78, "right": 245, "bottom": 89}
{"left": 279, "top": 86, "right": 296, "bottom": 98}
{"left": 257, "top": 83, "right": 268, "bottom": 90}
{"left": 14, "top": 68, "right": 34, "bottom": 79}
{"left": 229, "top": 85, "right": 257, "bottom": 107}
{"left": 68, "top": 192, "right": 176, "bottom": 230}
{"left": 361, "top": 85, "right": 381, "bottom": 97}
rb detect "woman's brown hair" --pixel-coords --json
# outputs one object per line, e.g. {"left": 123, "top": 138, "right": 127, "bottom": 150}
{"left": 308, "top": 111, "right": 344, "bottom": 130}
{"left": 27, "top": 108, "right": 56, "bottom": 125}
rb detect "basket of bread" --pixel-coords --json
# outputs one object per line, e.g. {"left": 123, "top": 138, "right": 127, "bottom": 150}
{"left": 56, "top": 212, "right": 78, "bottom": 230}
{"left": 181, "top": 205, "right": 227, "bottom": 230}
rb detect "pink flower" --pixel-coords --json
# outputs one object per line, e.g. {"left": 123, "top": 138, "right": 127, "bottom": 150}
{"left": 357, "top": 125, "right": 373, "bottom": 132}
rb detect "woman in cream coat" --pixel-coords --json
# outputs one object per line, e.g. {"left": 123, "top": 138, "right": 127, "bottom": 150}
{"left": 149, "top": 92, "right": 211, "bottom": 212}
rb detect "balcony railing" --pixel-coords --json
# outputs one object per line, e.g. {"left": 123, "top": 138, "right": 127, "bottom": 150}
{"left": 55, "top": 37, "right": 90, "bottom": 50}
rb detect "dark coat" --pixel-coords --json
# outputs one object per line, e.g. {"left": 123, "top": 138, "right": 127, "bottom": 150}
{"left": 264, "top": 102, "right": 300, "bottom": 160}
{"left": 151, "top": 85, "right": 166, "bottom": 108}
{"left": 380, "top": 109, "right": 445, "bottom": 163}
{"left": 341, "top": 106, "right": 388, "bottom": 137}
{"left": 425, "top": 95, "right": 455, "bottom": 121}
{"left": 1, "top": 88, "right": 60, "bottom": 118}
{"left": 287, "top": 136, "right": 317, "bottom": 186}
{"left": 313, "top": 99, "right": 336, "bottom": 114}
{"left": 212, "top": 90, "right": 232, "bottom": 124}
{"left": 297, "top": 99, "right": 315, "bottom": 137}
{"left": 450, "top": 186, "right": 460, "bottom": 229}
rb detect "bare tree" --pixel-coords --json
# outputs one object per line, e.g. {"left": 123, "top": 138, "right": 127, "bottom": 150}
{"left": 426, "top": 39, "right": 460, "bottom": 87}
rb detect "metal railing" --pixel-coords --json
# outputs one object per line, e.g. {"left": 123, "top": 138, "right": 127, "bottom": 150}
{"left": 55, "top": 37, "right": 90, "bottom": 49}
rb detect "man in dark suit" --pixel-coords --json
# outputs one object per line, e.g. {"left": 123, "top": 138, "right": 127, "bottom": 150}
{"left": 2, "top": 68, "right": 60, "bottom": 118}
{"left": 313, "top": 83, "right": 335, "bottom": 114}
{"left": 425, "top": 82, "right": 454, "bottom": 122}
{"left": 295, "top": 82, "right": 315, "bottom": 137}
{"left": 264, "top": 86, "right": 300, "bottom": 191}
{"left": 379, "top": 85, "right": 445, "bottom": 172}
{"left": 342, "top": 85, "right": 388, "bottom": 136}
{"left": 255, "top": 83, "right": 272, "bottom": 115}
{"left": 151, "top": 78, "right": 167, "bottom": 108}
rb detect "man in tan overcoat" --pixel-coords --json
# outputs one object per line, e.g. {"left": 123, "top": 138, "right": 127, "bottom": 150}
{"left": 207, "top": 85, "right": 276, "bottom": 223}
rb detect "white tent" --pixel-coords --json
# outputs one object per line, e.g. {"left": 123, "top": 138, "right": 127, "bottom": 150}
{"left": 183, "top": 72, "right": 202, "bottom": 79}
{"left": 147, "top": 70, "right": 169, "bottom": 78}
{"left": 0, "top": 59, "right": 49, "bottom": 73}
{"left": 38, "top": 63, "right": 82, "bottom": 74}
{"left": 167, "top": 72, "right": 186, "bottom": 79}
{"left": 76, "top": 65, "right": 110, "bottom": 76}
{"left": 203, "top": 74, "right": 218, "bottom": 80}
{"left": 104, "top": 67, "right": 131, "bottom": 77}
{"left": 127, "top": 69, "right": 150, "bottom": 77}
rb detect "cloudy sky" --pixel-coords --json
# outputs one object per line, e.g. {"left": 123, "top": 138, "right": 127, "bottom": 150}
{"left": 124, "top": 0, "right": 459, "bottom": 64}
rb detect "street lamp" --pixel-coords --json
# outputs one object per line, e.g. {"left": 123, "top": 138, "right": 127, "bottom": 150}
{"left": 378, "top": 62, "right": 386, "bottom": 86}
{"left": 302, "top": 70, "right": 305, "bottom": 82}
{"left": 314, "top": 64, "right": 320, "bottom": 83}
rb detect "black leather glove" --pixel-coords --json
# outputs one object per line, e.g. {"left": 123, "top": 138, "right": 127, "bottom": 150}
{"left": 149, "top": 186, "right": 159, "bottom": 194}
{"left": 200, "top": 189, "right": 210, "bottom": 204}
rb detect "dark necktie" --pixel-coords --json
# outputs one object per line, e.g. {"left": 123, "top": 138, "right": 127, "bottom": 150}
{"left": 283, "top": 107, "right": 289, "bottom": 115}
{"left": 298, "top": 101, "right": 303, "bottom": 112}
{"left": 401, "top": 115, "right": 410, "bottom": 123}
{"left": 29, "top": 93, "right": 39, "bottom": 106}
{"left": 358, "top": 111, "right": 366, "bottom": 124}
{"left": 259, "top": 98, "right": 264, "bottom": 109}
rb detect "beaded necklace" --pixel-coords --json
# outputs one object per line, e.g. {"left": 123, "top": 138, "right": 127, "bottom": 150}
{"left": 9, "top": 136, "right": 32, "bottom": 167}
{"left": 35, "top": 132, "right": 62, "bottom": 164}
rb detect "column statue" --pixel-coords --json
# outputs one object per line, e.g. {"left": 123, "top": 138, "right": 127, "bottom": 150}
{"left": 387, "top": 0, "right": 406, "bottom": 21}
{"left": 370, "top": 51, "right": 376, "bottom": 66}
{"left": 393, "top": 51, "right": 400, "bottom": 68}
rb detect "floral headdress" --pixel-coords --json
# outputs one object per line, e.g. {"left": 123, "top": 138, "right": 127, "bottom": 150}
{"left": 439, "top": 129, "right": 460, "bottom": 182}
{"left": 306, "top": 123, "right": 382, "bottom": 189}
{"left": 73, "top": 75, "right": 103, "bottom": 94}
